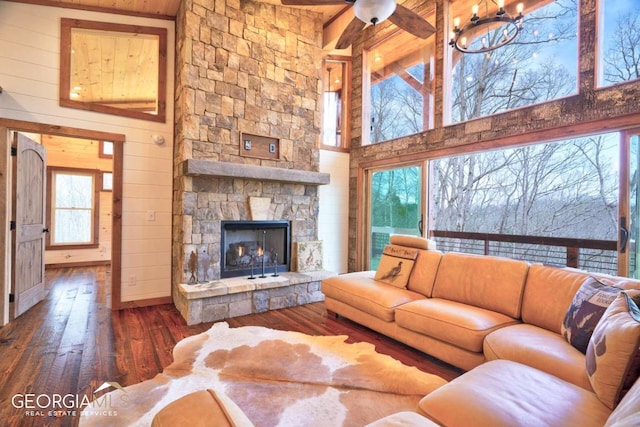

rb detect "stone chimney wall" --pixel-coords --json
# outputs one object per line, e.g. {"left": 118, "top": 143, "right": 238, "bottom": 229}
{"left": 173, "top": 0, "right": 324, "bottom": 287}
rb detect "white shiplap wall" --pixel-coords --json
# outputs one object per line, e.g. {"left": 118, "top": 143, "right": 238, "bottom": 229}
{"left": 318, "top": 149, "right": 350, "bottom": 274}
{"left": 0, "top": 1, "right": 175, "bottom": 302}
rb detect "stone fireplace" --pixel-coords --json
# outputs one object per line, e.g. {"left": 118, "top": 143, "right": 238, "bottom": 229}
{"left": 172, "top": 0, "right": 331, "bottom": 324}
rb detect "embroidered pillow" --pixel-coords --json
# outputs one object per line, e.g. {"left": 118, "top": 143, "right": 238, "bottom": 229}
{"left": 586, "top": 290, "right": 640, "bottom": 409}
{"left": 561, "top": 276, "right": 621, "bottom": 353}
{"left": 374, "top": 245, "right": 419, "bottom": 289}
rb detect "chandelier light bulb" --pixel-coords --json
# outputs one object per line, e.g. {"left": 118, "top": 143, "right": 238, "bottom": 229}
{"left": 454, "top": 17, "right": 461, "bottom": 28}
{"left": 497, "top": 0, "right": 505, "bottom": 7}
{"left": 517, "top": 3, "right": 524, "bottom": 14}
{"left": 354, "top": 0, "right": 397, "bottom": 26}
{"left": 472, "top": 4, "right": 479, "bottom": 16}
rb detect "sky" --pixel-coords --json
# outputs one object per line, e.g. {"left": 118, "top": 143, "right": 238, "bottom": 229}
{"left": 520, "top": 0, "right": 640, "bottom": 84}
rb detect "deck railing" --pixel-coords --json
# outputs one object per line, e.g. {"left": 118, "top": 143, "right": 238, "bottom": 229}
{"left": 428, "top": 230, "right": 619, "bottom": 275}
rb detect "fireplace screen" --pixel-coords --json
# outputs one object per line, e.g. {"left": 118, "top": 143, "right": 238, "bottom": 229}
{"left": 221, "top": 220, "right": 290, "bottom": 278}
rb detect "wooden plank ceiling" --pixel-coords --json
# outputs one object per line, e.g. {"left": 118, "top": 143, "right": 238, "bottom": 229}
{"left": 5, "top": 0, "right": 343, "bottom": 21}
{"left": 6, "top": 0, "right": 183, "bottom": 19}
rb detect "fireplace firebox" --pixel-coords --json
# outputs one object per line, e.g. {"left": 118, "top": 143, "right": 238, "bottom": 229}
{"left": 220, "top": 220, "right": 291, "bottom": 278}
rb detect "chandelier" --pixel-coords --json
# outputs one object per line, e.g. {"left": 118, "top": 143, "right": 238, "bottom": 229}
{"left": 449, "top": 0, "right": 524, "bottom": 54}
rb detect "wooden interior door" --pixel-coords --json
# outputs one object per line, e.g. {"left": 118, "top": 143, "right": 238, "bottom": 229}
{"left": 11, "top": 133, "right": 47, "bottom": 317}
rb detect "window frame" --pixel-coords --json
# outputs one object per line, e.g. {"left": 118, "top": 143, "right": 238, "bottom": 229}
{"left": 362, "top": 28, "right": 435, "bottom": 145}
{"left": 59, "top": 18, "right": 167, "bottom": 123}
{"left": 46, "top": 167, "right": 100, "bottom": 250}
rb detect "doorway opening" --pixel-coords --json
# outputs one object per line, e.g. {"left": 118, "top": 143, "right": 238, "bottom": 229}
{"left": 1, "top": 120, "right": 124, "bottom": 325}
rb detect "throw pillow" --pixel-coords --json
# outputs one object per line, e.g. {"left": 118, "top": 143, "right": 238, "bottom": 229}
{"left": 561, "top": 276, "right": 621, "bottom": 353}
{"left": 586, "top": 290, "right": 640, "bottom": 409}
{"left": 374, "top": 244, "right": 419, "bottom": 289}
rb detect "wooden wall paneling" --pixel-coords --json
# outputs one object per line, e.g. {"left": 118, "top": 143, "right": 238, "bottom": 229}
{"left": 1, "top": 2, "right": 175, "bottom": 308}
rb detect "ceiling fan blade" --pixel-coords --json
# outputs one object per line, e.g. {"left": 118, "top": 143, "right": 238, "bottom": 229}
{"left": 388, "top": 4, "right": 436, "bottom": 39}
{"left": 281, "top": 0, "right": 348, "bottom": 5}
{"left": 335, "top": 17, "right": 366, "bottom": 49}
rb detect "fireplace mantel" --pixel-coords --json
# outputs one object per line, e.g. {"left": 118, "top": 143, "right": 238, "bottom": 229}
{"left": 180, "top": 159, "right": 330, "bottom": 185}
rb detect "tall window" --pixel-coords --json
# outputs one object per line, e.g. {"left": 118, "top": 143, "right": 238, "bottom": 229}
{"left": 48, "top": 168, "right": 99, "bottom": 247}
{"left": 598, "top": 1, "right": 640, "bottom": 87}
{"left": 368, "top": 165, "right": 422, "bottom": 268}
{"left": 322, "top": 58, "right": 350, "bottom": 150}
{"left": 429, "top": 132, "right": 619, "bottom": 272}
{"left": 365, "top": 27, "right": 435, "bottom": 144}
{"left": 449, "top": 0, "right": 578, "bottom": 124}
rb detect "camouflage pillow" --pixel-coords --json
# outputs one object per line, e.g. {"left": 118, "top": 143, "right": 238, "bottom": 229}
{"left": 374, "top": 245, "right": 418, "bottom": 289}
{"left": 561, "top": 276, "right": 621, "bottom": 353}
{"left": 586, "top": 290, "right": 640, "bottom": 409}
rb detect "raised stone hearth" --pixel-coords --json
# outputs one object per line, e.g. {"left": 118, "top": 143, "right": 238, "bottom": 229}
{"left": 175, "top": 271, "right": 334, "bottom": 325}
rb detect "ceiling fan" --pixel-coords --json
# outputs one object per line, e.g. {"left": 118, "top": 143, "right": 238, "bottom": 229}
{"left": 281, "top": 0, "right": 436, "bottom": 49}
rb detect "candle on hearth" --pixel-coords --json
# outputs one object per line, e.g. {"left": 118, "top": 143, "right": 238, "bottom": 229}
{"left": 260, "top": 230, "right": 267, "bottom": 278}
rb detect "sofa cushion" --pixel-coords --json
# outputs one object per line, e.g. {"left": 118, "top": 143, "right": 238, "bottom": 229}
{"left": 419, "top": 360, "right": 611, "bottom": 427}
{"left": 321, "top": 271, "right": 424, "bottom": 322}
{"left": 396, "top": 298, "right": 519, "bottom": 353}
{"left": 586, "top": 290, "right": 640, "bottom": 409}
{"left": 605, "top": 376, "right": 640, "bottom": 426}
{"left": 562, "top": 276, "right": 621, "bottom": 353}
{"left": 152, "top": 389, "right": 254, "bottom": 427}
{"left": 406, "top": 250, "right": 442, "bottom": 297}
{"left": 374, "top": 245, "right": 419, "bottom": 288}
{"left": 521, "top": 265, "right": 589, "bottom": 333}
{"left": 431, "top": 252, "right": 529, "bottom": 318}
{"left": 484, "top": 323, "right": 591, "bottom": 390}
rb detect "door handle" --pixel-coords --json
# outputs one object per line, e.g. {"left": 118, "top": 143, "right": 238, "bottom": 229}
{"left": 418, "top": 215, "right": 424, "bottom": 236}
{"left": 620, "top": 217, "right": 629, "bottom": 254}
{"left": 43, "top": 227, "right": 49, "bottom": 233}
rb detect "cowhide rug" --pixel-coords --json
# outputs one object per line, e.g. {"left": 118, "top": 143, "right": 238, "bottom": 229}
{"left": 80, "top": 322, "right": 447, "bottom": 426}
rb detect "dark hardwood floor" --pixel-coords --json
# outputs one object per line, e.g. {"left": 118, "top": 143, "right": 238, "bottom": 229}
{"left": 0, "top": 266, "right": 461, "bottom": 427}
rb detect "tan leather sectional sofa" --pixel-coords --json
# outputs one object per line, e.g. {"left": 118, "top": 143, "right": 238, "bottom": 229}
{"left": 322, "top": 234, "right": 640, "bottom": 426}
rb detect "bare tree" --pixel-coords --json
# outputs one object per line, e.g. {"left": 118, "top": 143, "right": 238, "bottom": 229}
{"left": 370, "top": 70, "right": 425, "bottom": 142}
{"left": 369, "top": 0, "right": 634, "bottom": 271}
{"left": 431, "top": 136, "right": 618, "bottom": 242}
{"left": 452, "top": 0, "right": 578, "bottom": 122}
{"left": 603, "top": 12, "right": 640, "bottom": 83}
